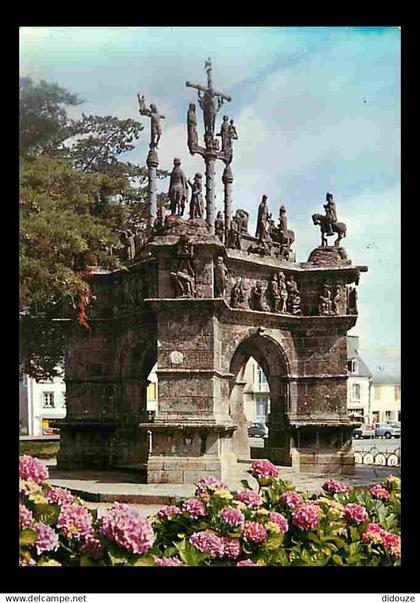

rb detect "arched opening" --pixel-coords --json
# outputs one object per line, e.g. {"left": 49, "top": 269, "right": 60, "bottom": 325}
{"left": 229, "top": 334, "right": 292, "bottom": 466}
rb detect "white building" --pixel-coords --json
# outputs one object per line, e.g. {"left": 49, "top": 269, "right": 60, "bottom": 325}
{"left": 346, "top": 336, "right": 373, "bottom": 425}
{"left": 371, "top": 376, "right": 401, "bottom": 424}
{"left": 19, "top": 369, "right": 67, "bottom": 436}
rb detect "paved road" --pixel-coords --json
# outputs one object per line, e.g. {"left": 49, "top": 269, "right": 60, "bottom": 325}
{"left": 249, "top": 436, "right": 401, "bottom": 452}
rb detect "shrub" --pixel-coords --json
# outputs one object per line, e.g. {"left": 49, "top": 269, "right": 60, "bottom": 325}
{"left": 19, "top": 456, "right": 401, "bottom": 566}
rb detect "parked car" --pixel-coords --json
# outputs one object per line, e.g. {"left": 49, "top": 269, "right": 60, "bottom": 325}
{"left": 374, "top": 423, "right": 401, "bottom": 439}
{"left": 248, "top": 422, "right": 268, "bottom": 438}
{"left": 353, "top": 425, "right": 375, "bottom": 439}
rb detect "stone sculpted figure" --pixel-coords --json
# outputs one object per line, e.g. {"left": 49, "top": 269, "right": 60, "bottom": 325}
{"left": 249, "top": 281, "right": 268, "bottom": 312}
{"left": 267, "top": 276, "right": 281, "bottom": 313}
{"left": 287, "top": 275, "right": 302, "bottom": 315}
{"left": 319, "top": 283, "right": 332, "bottom": 315}
{"left": 332, "top": 283, "right": 343, "bottom": 315}
{"left": 323, "top": 192, "right": 338, "bottom": 236}
{"left": 188, "top": 173, "right": 204, "bottom": 219}
{"left": 168, "top": 158, "right": 188, "bottom": 217}
{"left": 217, "top": 115, "right": 230, "bottom": 153}
{"left": 347, "top": 284, "right": 358, "bottom": 315}
{"left": 214, "top": 256, "right": 229, "bottom": 298}
{"left": 277, "top": 205, "right": 295, "bottom": 259}
{"left": 230, "top": 277, "right": 247, "bottom": 308}
{"left": 255, "top": 195, "right": 269, "bottom": 240}
{"left": 137, "top": 95, "right": 166, "bottom": 148}
{"left": 154, "top": 207, "right": 165, "bottom": 233}
{"left": 214, "top": 211, "right": 224, "bottom": 241}
{"left": 170, "top": 235, "right": 196, "bottom": 298}
{"left": 187, "top": 103, "right": 198, "bottom": 153}
{"left": 235, "top": 209, "right": 249, "bottom": 234}
{"left": 277, "top": 272, "right": 288, "bottom": 313}
{"left": 121, "top": 230, "right": 135, "bottom": 261}
{"left": 226, "top": 216, "right": 241, "bottom": 250}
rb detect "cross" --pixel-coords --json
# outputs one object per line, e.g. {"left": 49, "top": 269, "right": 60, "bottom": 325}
{"left": 186, "top": 58, "right": 231, "bottom": 139}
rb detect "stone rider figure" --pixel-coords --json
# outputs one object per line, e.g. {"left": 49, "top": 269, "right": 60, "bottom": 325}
{"left": 323, "top": 192, "right": 337, "bottom": 236}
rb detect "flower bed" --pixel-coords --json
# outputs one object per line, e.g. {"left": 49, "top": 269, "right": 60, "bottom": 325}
{"left": 19, "top": 456, "right": 401, "bottom": 566}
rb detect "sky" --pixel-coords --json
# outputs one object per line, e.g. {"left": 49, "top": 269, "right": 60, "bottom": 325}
{"left": 19, "top": 26, "right": 401, "bottom": 379}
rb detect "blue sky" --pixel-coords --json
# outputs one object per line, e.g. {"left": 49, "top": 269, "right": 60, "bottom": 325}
{"left": 20, "top": 26, "right": 401, "bottom": 379}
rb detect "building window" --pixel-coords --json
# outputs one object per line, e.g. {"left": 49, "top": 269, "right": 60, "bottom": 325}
{"left": 347, "top": 359, "right": 357, "bottom": 373}
{"left": 385, "top": 410, "right": 392, "bottom": 422}
{"left": 256, "top": 395, "right": 269, "bottom": 423}
{"left": 256, "top": 365, "right": 267, "bottom": 385}
{"left": 394, "top": 385, "right": 401, "bottom": 400}
{"left": 42, "top": 392, "right": 55, "bottom": 408}
{"left": 351, "top": 384, "right": 361, "bottom": 401}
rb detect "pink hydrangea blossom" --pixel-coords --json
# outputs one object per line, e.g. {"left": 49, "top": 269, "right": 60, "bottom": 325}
{"left": 268, "top": 512, "right": 288, "bottom": 534}
{"left": 382, "top": 531, "right": 401, "bottom": 558}
{"left": 19, "top": 504, "right": 34, "bottom": 529}
{"left": 46, "top": 486, "right": 75, "bottom": 506}
{"left": 101, "top": 503, "right": 154, "bottom": 555}
{"left": 235, "top": 489, "right": 263, "bottom": 509}
{"left": 157, "top": 505, "right": 182, "bottom": 520}
{"left": 57, "top": 504, "right": 94, "bottom": 540}
{"left": 154, "top": 556, "right": 185, "bottom": 566}
{"left": 280, "top": 491, "right": 304, "bottom": 509}
{"left": 195, "top": 476, "right": 227, "bottom": 493}
{"left": 20, "top": 555, "right": 36, "bottom": 566}
{"left": 219, "top": 506, "right": 245, "bottom": 528}
{"left": 322, "top": 479, "right": 349, "bottom": 494}
{"left": 80, "top": 535, "right": 104, "bottom": 560}
{"left": 362, "top": 523, "right": 385, "bottom": 545}
{"left": 291, "top": 504, "right": 322, "bottom": 530}
{"left": 243, "top": 521, "right": 267, "bottom": 544}
{"left": 251, "top": 460, "right": 279, "bottom": 479}
{"left": 344, "top": 503, "right": 369, "bottom": 524}
{"left": 237, "top": 559, "right": 257, "bottom": 566}
{"left": 181, "top": 498, "right": 207, "bottom": 519}
{"left": 369, "top": 484, "right": 391, "bottom": 501}
{"left": 33, "top": 522, "right": 59, "bottom": 555}
{"left": 221, "top": 536, "right": 242, "bottom": 559}
{"left": 189, "top": 531, "right": 224, "bottom": 558}
{"left": 19, "top": 456, "right": 49, "bottom": 485}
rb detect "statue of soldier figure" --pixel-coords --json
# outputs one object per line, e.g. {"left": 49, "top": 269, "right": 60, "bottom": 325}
{"left": 168, "top": 158, "right": 188, "bottom": 217}
{"left": 226, "top": 216, "right": 242, "bottom": 249}
{"left": 137, "top": 94, "right": 166, "bottom": 148}
{"left": 214, "top": 211, "right": 224, "bottom": 241}
{"left": 217, "top": 115, "right": 230, "bottom": 152}
{"left": 188, "top": 173, "right": 204, "bottom": 219}
{"left": 255, "top": 195, "right": 269, "bottom": 240}
{"left": 214, "top": 256, "right": 229, "bottom": 298}
{"left": 277, "top": 205, "right": 295, "bottom": 259}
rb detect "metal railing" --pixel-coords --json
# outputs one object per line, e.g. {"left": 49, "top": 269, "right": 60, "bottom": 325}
{"left": 354, "top": 446, "right": 400, "bottom": 467}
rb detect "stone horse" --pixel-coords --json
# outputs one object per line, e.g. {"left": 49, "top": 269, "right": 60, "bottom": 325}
{"left": 312, "top": 214, "right": 347, "bottom": 247}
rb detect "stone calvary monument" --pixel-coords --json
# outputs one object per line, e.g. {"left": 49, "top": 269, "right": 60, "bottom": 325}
{"left": 56, "top": 59, "right": 367, "bottom": 483}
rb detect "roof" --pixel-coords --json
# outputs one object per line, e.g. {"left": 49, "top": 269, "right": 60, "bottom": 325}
{"left": 373, "top": 374, "right": 401, "bottom": 385}
{"left": 347, "top": 336, "right": 373, "bottom": 378}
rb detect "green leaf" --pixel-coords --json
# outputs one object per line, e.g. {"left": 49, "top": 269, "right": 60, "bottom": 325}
{"left": 133, "top": 555, "right": 155, "bottom": 566}
{"left": 33, "top": 503, "right": 60, "bottom": 526}
{"left": 19, "top": 528, "right": 38, "bottom": 546}
{"left": 80, "top": 554, "right": 96, "bottom": 566}
{"left": 332, "top": 554, "right": 344, "bottom": 565}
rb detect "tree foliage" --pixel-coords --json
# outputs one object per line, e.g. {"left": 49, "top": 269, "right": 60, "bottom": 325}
{"left": 19, "top": 76, "right": 165, "bottom": 379}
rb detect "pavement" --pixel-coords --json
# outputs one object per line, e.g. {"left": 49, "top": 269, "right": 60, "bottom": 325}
{"left": 45, "top": 459, "right": 400, "bottom": 518}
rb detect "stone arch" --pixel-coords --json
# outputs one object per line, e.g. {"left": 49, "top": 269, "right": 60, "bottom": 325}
{"left": 228, "top": 333, "right": 292, "bottom": 466}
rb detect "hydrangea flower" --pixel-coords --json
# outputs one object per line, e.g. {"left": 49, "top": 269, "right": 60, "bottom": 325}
{"left": 19, "top": 504, "right": 34, "bottom": 529}
{"left": 218, "top": 506, "right": 245, "bottom": 528}
{"left": 101, "top": 503, "right": 154, "bottom": 555}
{"left": 154, "top": 556, "right": 185, "bottom": 566}
{"left": 291, "top": 504, "right": 322, "bottom": 530}
{"left": 243, "top": 521, "right": 267, "bottom": 544}
{"left": 19, "top": 456, "right": 49, "bottom": 485}
{"left": 268, "top": 512, "right": 288, "bottom": 534}
{"left": 237, "top": 559, "right": 257, "bottom": 566}
{"left": 235, "top": 489, "right": 263, "bottom": 509}
{"left": 20, "top": 555, "right": 36, "bottom": 566}
{"left": 46, "top": 486, "right": 75, "bottom": 506}
{"left": 181, "top": 498, "right": 207, "bottom": 519}
{"left": 80, "top": 535, "right": 104, "bottom": 560}
{"left": 157, "top": 505, "right": 182, "bottom": 520}
{"left": 33, "top": 522, "right": 59, "bottom": 555}
{"left": 280, "top": 491, "right": 303, "bottom": 509}
{"left": 362, "top": 523, "right": 385, "bottom": 545}
{"left": 19, "top": 478, "right": 40, "bottom": 496}
{"left": 369, "top": 484, "right": 391, "bottom": 501}
{"left": 195, "top": 476, "right": 227, "bottom": 493}
{"left": 221, "top": 536, "right": 242, "bottom": 559}
{"left": 344, "top": 503, "right": 369, "bottom": 524}
{"left": 382, "top": 531, "right": 401, "bottom": 558}
{"left": 250, "top": 460, "right": 279, "bottom": 479}
{"left": 190, "top": 531, "right": 224, "bottom": 558}
{"left": 57, "top": 504, "right": 94, "bottom": 540}
{"left": 322, "top": 479, "right": 349, "bottom": 494}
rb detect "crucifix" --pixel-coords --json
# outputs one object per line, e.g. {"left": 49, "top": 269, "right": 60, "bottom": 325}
{"left": 186, "top": 58, "right": 232, "bottom": 234}
{"left": 137, "top": 94, "right": 166, "bottom": 228}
